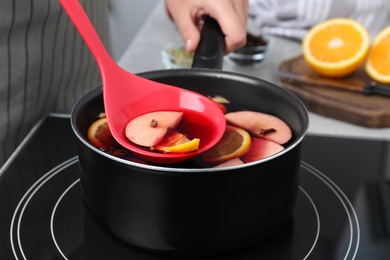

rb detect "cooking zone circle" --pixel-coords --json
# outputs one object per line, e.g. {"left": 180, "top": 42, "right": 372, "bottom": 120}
{"left": 9, "top": 158, "right": 359, "bottom": 259}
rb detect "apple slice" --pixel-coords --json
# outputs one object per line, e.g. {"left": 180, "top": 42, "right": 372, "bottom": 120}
{"left": 224, "top": 111, "right": 292, "bottom": 144}
{"left": 242, "top": 138, "right": 284, "bottom": 163}
{"left": 125, "top": 111, "right": 183, "bottom": 147}
{"left": 212, "top": 157, "right": 244, "bottom": 168}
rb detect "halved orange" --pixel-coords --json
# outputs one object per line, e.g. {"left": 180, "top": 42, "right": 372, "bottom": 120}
{"left": 86, "top": 117, "right": 115, "bottom": 149}
{"left": 365, "top": 26, "right": 390, "bottom": 84}
{"left": 154, "top": 131, "right": 200, "bottom": 153}
{"left": 302, "top": 18, "right": 370, "bottom": 78}
{"left": 203, "top": 125, "right": 252, "bottom": 163}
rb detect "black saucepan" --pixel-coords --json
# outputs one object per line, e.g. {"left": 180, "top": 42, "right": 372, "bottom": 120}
{"left": 71, "top": 18, "right": 309, "bottom": 256}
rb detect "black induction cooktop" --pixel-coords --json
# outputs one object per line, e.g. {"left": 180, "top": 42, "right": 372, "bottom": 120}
{"left": 1, "top": 115, "right": 389, "bottom": 260}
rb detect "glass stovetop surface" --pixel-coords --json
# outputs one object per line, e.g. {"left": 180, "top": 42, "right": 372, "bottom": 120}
{"left": 1, "top": 115, "right": 389, "bottom": 260}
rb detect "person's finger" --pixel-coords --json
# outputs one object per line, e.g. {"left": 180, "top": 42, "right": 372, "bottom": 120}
{"left": 206, "top": 1, "right": 248, "bottom": 53}
{"left": 175, "top": 15, "right": 202, "bottom": 53}
{"left": 233, "top": 0, "right": 249, "bottom": 29}
{"left": 165, "top": 2, "right": 203, "bottom": 52}
{"left": 165, "top": 0, "right": 248, "bottom": 54}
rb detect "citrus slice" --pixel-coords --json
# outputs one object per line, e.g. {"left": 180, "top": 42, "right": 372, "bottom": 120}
{"left": 365, "top": 26, "right": 390, "bottom": 84}
{"left": 87, "top": 117, "right": 115, "bottom": 149}
{"left": 302, "top": 18, "right": 370, "bottom": 78}
{"left": 203, "top": 125, "right": 252, "bottom": 163}
{"left": 154, "top": 131, "right": 200, "bottom": 153}
{"left": 209, "top": 95, "right": 230, "bottom": 114}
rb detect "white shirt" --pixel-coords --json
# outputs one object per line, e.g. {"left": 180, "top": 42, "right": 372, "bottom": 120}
{"left": 248, "top": 0, "right": 390, "bottom": 40}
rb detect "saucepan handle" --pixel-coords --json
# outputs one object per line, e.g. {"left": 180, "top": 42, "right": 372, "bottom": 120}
{"left": 192, "top": 16, "right": 225, "bottom": 70}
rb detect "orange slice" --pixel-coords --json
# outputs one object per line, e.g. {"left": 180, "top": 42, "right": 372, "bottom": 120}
{"left": 87, "top": 117, "right": 115, "bottom": 149}
{"left": 154, "top": 131, "right": 200, "bottom": 153}
{"left": 302, "top": 18, "right": 370, "bottom": 78}
{"left": 203, "top": 125, "right": 252, "bottom": 163}
{"left": 365, "top": 26, "right": 390, "bottom": 84}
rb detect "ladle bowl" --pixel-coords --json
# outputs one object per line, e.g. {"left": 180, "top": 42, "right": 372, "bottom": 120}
{"left": 59, "top": 0, "right": 226, "bottom": 164}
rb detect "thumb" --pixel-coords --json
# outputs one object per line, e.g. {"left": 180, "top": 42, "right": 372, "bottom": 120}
{"left": 170, "top": 14, "right": 201, "bottom": 53}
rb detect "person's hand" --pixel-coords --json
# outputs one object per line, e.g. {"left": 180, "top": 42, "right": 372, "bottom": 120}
{"left": 165, "top": 0, "right": 248, "bottom": 54}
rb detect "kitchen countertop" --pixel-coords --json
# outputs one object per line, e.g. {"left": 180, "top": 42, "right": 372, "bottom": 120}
{"left": 118, "top": 1, "right": 390, "bottom": 140}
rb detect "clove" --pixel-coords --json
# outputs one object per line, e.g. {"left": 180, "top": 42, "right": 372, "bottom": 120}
{"left": 260, "top": 128, "right": 276, "bottom": 136}
{"left": 150, "top": 119, "right": 158, "bottom": 128}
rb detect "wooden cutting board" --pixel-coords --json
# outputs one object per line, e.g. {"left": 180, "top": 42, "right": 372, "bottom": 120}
{"left": 278, "top": 55, "right": 390, "bottom": 128}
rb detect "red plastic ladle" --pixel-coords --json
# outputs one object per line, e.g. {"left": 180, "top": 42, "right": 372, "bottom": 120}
{"left": 59, "top": 0, "right": 226, "bottom": 164}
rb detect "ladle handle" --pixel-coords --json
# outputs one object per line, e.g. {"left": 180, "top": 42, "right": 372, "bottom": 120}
{"left": 59, "top": 0, "right": 115, "bottom": 71}
{"left": 192, "top": 16, "right": 225, "bottom": 70}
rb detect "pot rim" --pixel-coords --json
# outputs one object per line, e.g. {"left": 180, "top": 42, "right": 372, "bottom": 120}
{"left": 71, "top": 126, "right": 307, "bottom": 173}
{"left": 71, "top": 68, "right": 309, "bottom": 173}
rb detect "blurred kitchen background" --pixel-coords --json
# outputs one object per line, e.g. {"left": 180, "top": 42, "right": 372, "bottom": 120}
{"left": 108, "top": 0, "right": 160, "bottom": 61}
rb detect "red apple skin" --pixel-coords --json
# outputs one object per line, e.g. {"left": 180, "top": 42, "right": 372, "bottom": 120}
{"left": 212, "top": 157, "right": 244, "bottom": 168}
{"left": 242, "top": 138, "right": 285, "bottom": 163}
{"left": 125, "top": 111, "right": 183, "bottom": 147}
{"left": 225, "top": 111, "right": 292, "bottom": 145}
